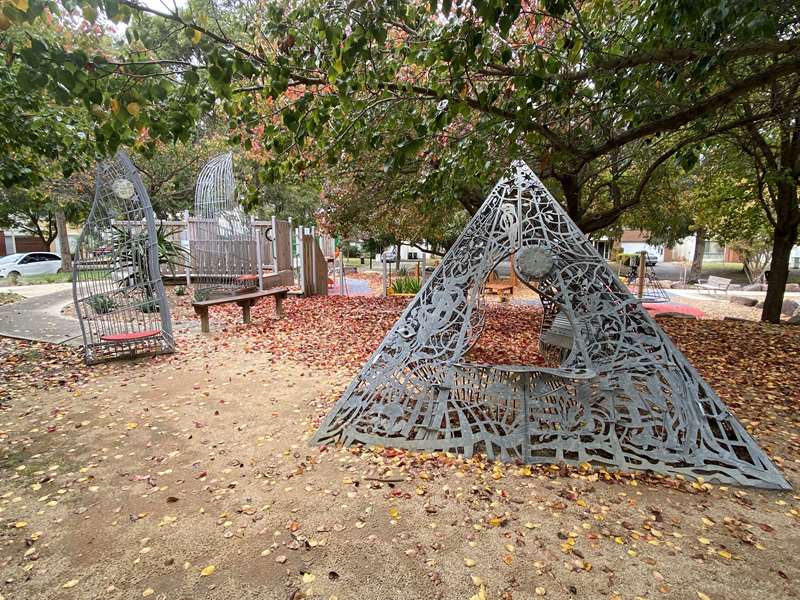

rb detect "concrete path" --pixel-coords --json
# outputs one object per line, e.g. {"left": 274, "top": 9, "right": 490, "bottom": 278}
{"left": 0, "top": 284, "right": 83, "bottom": 345}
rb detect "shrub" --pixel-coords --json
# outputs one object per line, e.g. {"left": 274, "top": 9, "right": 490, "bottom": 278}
{"left": 86, "top": 294, "right": 116, "bottom": 314}
{"left": 391, "top": 276, "right": 421, "bottom": 295}
{"left": 175, "top": 285, "right": 186, "bottom": 296}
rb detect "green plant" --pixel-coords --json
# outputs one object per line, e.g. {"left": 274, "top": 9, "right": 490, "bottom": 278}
{"left": 140, "top": 299, "right": 160, "bottom": 313}
{"left": 86, "top": 294, "right": 116, "bottom": 314}
{"left": 175, "top": 285, "right": 186, "bottom": 296}
{"left": 193, "top": 288, "right": 210, "bottom": 302}
{"left": 390, "top": 276, "right": 421, "bottom": 295}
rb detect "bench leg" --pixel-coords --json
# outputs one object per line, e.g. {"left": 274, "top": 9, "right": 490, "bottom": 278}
{"left": 197, "top": 308, "right": 210, "bottom": 333}
{"left": 241, "top": 302, "right": 251, "bottom": 324}
{"left": 275, "top": 295, "right": 285, "bottom": 319}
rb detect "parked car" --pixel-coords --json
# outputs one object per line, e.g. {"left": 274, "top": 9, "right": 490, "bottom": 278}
{"left": 645, "top": 253, "right": 659, "bottom": 267}
{"left": 0, "top": 252, "right": 64, "bottom": 279}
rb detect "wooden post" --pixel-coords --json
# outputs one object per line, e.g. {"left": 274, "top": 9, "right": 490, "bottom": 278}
{"left": 271, "top": 215, "right": 279, "bottom": 274}
{"left": 339, "top": 239, "right": 346, "bottom": 295}
{"left": 297, "top": 227, "right": 305, "bottom": 294}
{"left": 420, "top": 251, "right": 427, "bottom": 283}
{"left": 382, "top": 256, "right": 388, "bottom": 297}
{"left": 254, "top": 216, "right": 264, "bottom": 291}
{"left": 275, "top": 294, "right": 284, "bottom": 318}
{"left": 197, "top": 307, "right": 210, "bottom": 333}
{"left": 637, "top": 250, "right": 647, "bottom": 299}
{"left": 241, "top": 301, "right": 251, "bottom": 324}
{"left": 310, "top": 227, "right": 317, "bottom": 295}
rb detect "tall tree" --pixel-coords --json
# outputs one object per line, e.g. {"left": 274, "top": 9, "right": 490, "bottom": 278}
{"left": 5, "top": 0, "right": 799, "bottom": 231}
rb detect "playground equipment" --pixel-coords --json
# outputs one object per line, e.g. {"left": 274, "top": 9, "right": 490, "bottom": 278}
{"left": 72, "top": 151, "right": 174, "bottom": 364}
{"left": 311, "top": 161, "right": 789, "bottom": 490}
{"left": 189, "top": 152, "right": 258, "bottom": 299}
{"left": 189, "top": 153, "right": 289, "bottom": 330}
{"left": 625, "top": 250, "right": 669, "bottom": 303}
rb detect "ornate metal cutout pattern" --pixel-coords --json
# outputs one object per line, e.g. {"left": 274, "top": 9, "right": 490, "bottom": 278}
{"left": 312, "top": 161, "right": 790, "bottom": 490}
{"left": 72, "top": 151, "right": 174, "bottom": 364}
{"left": 190, "top": 153, "right": 257, "bottom": 298}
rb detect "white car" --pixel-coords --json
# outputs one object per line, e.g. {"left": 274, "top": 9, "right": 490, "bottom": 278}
{"left": 0, "top": 252, "right": 64, "bottom": 278}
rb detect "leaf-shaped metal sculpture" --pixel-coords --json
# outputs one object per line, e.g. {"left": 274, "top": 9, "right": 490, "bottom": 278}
{"left": 312, "top": 161, "right": 790, "bottom": 490}
{"left": 190, "top": 152, "right": 257, "bottom": 299}
{"left": 72, "top": 151, "right": 174, "bottom": 364}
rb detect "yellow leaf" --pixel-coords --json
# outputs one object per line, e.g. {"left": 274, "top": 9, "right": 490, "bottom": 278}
{"left": 200, "top": 565, "right": 216, "bottom": 577}
{"left": 469, "top": 584, "right": 487, "bottom": 600}
{"left": 126, "top": 103, "right": 141, "bottom": 118}
{"left": 126, "top": 421, "right": 138, "bottom": 429}
{"left": 12, "top": 0, "right": 29, "bottom": 12}
{"left": 697, "top": 593, "right": 712, "bottom": 600}
{"left": 388, "top": 506, "right": 399, "bottom": 519}
{"left": 302, "top": 573, "right": 315, "bottom": 584}
{"left": 502, "top": 554, "right": 513, "bottom": 565}
{"left": 701, "top": 517, "right": 715, "bottom": 527}
{"left": 464, "top": 558, "right": 476, "bottom": 567}
{"left": 470, "top": 575, "right": 484, "bottom": 586}
{"left": 192, "top": 29, "right": 202, "bottom": 43}
{"left": 62, "top": 579, "right": 79, "bottom": 588}
{"left": 718, "top": 550, "right": 732, "bottom": 559}
{"left": 14, "top": 521, "right": 27, "bottom": 528}
{"left": 142, "top": 589, "right": 154, "bottom": 597}
{"left": 110, "top": 99, "right": 120, "bottom": 114}
{"left": 535, "top": 587, "right": 547, "bottom": 596}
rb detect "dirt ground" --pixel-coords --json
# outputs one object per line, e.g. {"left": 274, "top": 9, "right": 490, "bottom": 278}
{"left": 0, "top": 297, "right": 798, "bottom": 600}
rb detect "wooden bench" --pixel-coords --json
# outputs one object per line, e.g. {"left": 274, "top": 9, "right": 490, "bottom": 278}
{"left": 539, "top": 312, "right": 574, "bottom": 361}
{"left": 485, "top": 281, "right": 514, "bottom": 300}
{"left": 192, "top": 288, "right": 288, "bottom": 333}
{"left": 695, "top": 275, "right": 732, "bottom": 295}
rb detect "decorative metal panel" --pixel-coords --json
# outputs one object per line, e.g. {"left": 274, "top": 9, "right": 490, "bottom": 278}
{"left": 190, "top": 153, "right": 257, "bottom": 299}
{"left": 311, "top": 161, "right": 790, "bottom": 490}
{"left": 72, "top": 151, "right": 174, "bottom": 364}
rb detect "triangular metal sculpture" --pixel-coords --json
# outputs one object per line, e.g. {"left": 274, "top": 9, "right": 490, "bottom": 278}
{"left": 190, "top": 152, "right": 258, "bottom": 299}
{"left": 73, "top": 151, "right": 174, "bottom": 364}
{"left": 312, "top": 162, "right": 789, "bottom": 490}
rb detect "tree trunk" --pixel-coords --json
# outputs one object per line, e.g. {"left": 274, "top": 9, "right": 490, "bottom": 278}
{"left": 395, "top": 243, "right": 401, "bottom": 269}
{"left": 687, "top": 228, "right": 706, "bottom": 283}
{"left": 55, "top": 207, "right": 72, "bottom": 272}
{"left": 761, "top": 223, "right": 798, "bottom": 323}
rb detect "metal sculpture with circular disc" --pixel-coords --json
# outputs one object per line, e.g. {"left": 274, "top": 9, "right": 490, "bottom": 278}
{"left": 311, "top": 161, "right": 790, "bottom": 490}
{"left": 72, "top": 151, "right": 174, "bottom": 364}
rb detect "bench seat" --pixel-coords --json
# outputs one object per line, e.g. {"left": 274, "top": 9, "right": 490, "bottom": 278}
{"left": 192, "top": 288, "right": 288, "bottom": 333}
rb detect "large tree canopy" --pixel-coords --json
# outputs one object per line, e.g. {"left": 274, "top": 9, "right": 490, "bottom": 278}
{"left": 2, "top": 0, "right": 799, "bottom": 319}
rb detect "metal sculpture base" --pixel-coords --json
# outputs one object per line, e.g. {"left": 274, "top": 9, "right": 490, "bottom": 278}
{"left": 311, "top": 161, "right": 790, "bottom": 490}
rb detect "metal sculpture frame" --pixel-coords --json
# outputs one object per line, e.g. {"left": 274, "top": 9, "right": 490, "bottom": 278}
{"left": 73, "top": 151, "right": 174, "bottom": 364}
{"left": 312, "top": 161, "right": 790, "bottom": 490}
{"left": 190, "top": 153, "right": 258, "bottom": 299}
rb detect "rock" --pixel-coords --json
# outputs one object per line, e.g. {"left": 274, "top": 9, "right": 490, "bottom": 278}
{"left": 781, "top": 299, "right": 799, "bottom": 317}
{"left": 742, "top": 283, "right": 764, "bottom": 291}
{"left": 729, "top": 296, "right": 758, "bottom": 307}
{"left": 786, "top": 283, "right": 800, "bottom": 292}
{"left": 787, "top": 314, "right": 800, "bottom": 325}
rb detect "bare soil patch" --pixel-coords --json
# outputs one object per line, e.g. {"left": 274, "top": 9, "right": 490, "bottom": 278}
{"left": 0, "top": 298, "right": 797, "bottom": 600}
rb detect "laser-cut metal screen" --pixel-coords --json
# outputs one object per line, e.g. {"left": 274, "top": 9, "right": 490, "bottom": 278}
{"left": 311, "top": 161, "right": 789, "bottom": 490}
{"left": 72, "top": 151, "right": 174, "bottom": 364}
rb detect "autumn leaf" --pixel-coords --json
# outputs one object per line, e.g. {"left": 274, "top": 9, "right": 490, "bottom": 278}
{"left": 126, "top": 103, "right": 141, "bottom": 118}
{"left": 62, "top": 579, "right": 79, "bottom": 589}
{"left": 200, "top": 565, "right": 216, "bottom": 576}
